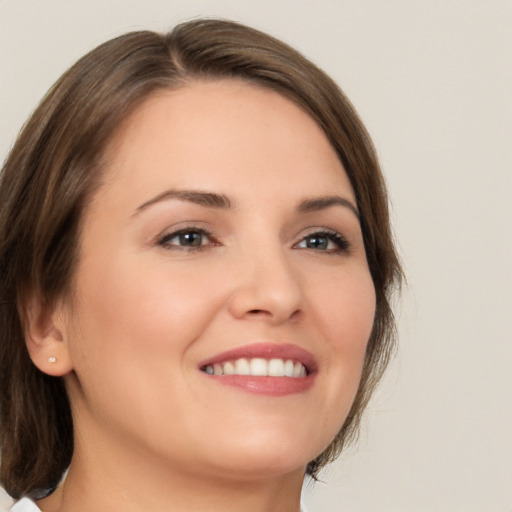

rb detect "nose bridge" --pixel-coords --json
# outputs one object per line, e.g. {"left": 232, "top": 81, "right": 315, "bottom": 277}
{"left": 228, "top": 232, "right": 303, "bottom": 323}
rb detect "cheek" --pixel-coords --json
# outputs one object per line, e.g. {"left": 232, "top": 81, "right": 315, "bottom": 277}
{"left": 314, "top": 266, "right": 376, "bottom": 352}
{"left": 64, "top": 256, "right": 226, "bottom": 430}
{"left": 308, "top": 266, "right": 376, "bottom": 408}
{"left": 67, "top": 254, "right": 228, "bottom": 370}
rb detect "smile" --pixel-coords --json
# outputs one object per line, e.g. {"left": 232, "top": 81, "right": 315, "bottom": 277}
{"left": 201, "top": 357, "right": 308, "bottom": 378}
{"left": 198, "top": 343, "right": 316, "bottom": 396}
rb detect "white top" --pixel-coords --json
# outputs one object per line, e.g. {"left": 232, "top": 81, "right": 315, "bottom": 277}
{"left": 8, "top": 499, "right": 39, "bottom": 512}
{"left": 9, "top": 497, "right": 309, "bottom": 511}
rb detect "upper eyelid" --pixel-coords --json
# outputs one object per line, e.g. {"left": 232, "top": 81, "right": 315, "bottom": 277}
{"left": 156, "top": 223, "right": 212, "bottom": 237}
{"left": 156, "top": 226, "right": 216, "bottom": 247}
{"left": 156, "top": 225, "right": 347, "bottom": 239}
{"left": 296, "top": 227, "right": 348, "bottom": 241}
{"left": 299, "top": 227, "right": 340, "bottom": 236}
{"left": 153, "top": 222, "right": 352, "bottom": 250}
{"left": 159, "top": 226, "right": 212, "bottom": 237}
{"left": 297, "top": 229, "right": 348, "bottom": 242}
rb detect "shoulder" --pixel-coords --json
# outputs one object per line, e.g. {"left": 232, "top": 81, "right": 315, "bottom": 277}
{"left": 8, "top": 498, "right": 41, "bottom": 512}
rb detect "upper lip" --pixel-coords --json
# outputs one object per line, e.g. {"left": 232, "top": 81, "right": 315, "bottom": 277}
{"left": 198, "top": 343, "right": 318, "bottom": 374}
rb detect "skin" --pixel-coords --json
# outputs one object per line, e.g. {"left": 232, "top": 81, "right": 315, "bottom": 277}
{"left": 29, "top": 80, "right": 376, "bottom": 512}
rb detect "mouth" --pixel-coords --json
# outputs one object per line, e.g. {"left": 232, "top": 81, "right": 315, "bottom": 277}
{"left": 201, "top": 357, "right": 308, "bottom": 378}
{"left": 198, "top": 343, "right": 316, "bottom": 396}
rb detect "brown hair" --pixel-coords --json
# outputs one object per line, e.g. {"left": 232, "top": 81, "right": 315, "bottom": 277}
{"left": 0, "top": 19, "right": 402, "bottom": 498}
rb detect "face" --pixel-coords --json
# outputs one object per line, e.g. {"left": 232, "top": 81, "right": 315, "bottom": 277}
{"left": 59, "top": 80, "right": 375, "bottom": 482}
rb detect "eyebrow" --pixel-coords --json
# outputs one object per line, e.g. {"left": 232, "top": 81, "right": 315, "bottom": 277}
{"left": 134, "top": 189, "right": 359, "bottom": 219}
{"left": 298, "top": 196, "right": 359, "bottom": 219}
{"left": 134, "top": 189, "right": 234, "bottom": 214}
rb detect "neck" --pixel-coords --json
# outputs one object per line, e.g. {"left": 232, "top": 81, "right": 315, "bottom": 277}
{"left": 37, "top": 433, "right": 305, "bottom": 512}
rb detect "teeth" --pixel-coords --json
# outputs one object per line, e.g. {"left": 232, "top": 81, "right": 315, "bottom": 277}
{"left": 268, "top": 358, "right": 284, "bottom": 376}
{"left": 203, "top": 358, "right": 307, "bottom": 378}
{"left": 284, "top": 360, "right": 295, "bottom": 377}
{"left": 250, "top": 358, "right": 267, "bottom": 376}
{"left": 234, "top": 358, "right": 250, "bottom": 375}
{"left": 223, "top": 361, "right": 235, "bottom": 375}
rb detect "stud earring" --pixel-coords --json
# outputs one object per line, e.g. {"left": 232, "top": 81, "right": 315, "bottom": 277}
{"left": 48, "top": 356, "right": 57, "bottom": 363}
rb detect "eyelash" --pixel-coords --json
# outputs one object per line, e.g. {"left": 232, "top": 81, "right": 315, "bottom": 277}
{"left": 156, "top": 227, "right": 350, "bottom": 254}
{"left": 157, "top": 227, "right": 216, "bottom": 252}
{"left": 296, "top": 230, "right": 350, "bottom": 253}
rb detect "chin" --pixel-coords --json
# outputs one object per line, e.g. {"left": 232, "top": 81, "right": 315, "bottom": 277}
{"left": 197, "top": 427, "right": 328, "bottom": 481}
{"left": 209, "top": 452, "right": 309, "bottom": 482}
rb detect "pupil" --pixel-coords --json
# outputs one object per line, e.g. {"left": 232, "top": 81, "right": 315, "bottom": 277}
{"left": 180, "top": 232, "right": 202, "bottom": 246}
{"left": 307, "top": 236, "right": 328, "bottom": 249}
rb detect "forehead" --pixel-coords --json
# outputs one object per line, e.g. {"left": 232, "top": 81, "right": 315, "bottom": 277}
{"left": 98, "top": 79, "right": 354, "bottom": 208}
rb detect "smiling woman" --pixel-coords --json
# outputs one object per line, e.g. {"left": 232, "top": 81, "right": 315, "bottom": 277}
{"left": 0, "top": 19, "right": 402, "bottom": 512}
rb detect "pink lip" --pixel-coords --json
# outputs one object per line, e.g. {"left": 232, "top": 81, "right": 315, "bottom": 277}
{"left": 198, "top": 343, "right": 317, "bottom": 373}
{"left": 198, "top": 343, "right": 317, "bottom": 397}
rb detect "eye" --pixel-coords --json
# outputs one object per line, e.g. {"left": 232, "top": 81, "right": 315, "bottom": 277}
{"left": 295, "top": 230, "right": 350, "bottom": 253}
{"left": 157, "top": 228, "right": 215, "bottom": 251}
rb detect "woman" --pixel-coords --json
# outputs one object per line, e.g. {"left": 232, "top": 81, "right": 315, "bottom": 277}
{"left": 0, "top": 19, "right": 402, "bottom": 512}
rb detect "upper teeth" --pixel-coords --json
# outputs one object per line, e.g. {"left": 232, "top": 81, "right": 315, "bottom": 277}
{"left": 203, "top": 358, "right": 307, "bottom": 378}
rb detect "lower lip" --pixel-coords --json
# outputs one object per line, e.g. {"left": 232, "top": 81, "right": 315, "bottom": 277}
{"left": 203, "top": 374, "right": 316, "bottom": 396}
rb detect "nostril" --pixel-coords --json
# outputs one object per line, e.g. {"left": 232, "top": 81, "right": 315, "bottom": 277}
{"left": 247, "top": 309, "right": 269, "bottom": 316}
{"left": 246, "top": 308, "right": 301, "bottom": 322}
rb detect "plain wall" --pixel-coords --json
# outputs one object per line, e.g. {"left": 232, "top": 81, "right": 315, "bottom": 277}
{"left": 1, "top": 1, "right": 511, "bottom": 511}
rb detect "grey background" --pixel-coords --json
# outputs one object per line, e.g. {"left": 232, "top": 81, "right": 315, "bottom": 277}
{"left": 1, "top": 1, "right": 511, "bottom": 510}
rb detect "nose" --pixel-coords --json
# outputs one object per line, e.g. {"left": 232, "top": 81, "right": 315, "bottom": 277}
{"left": 227, "top": 245, "right": 304, "bottom": 325}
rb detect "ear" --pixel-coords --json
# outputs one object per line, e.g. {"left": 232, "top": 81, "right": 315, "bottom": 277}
{"left": 23, "top": 293, "right": 74, "bottom": 377}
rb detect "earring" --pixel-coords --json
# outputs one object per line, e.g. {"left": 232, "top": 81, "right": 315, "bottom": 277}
{"left": 48, "top": 356, "right": 57, "bottom": 363}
